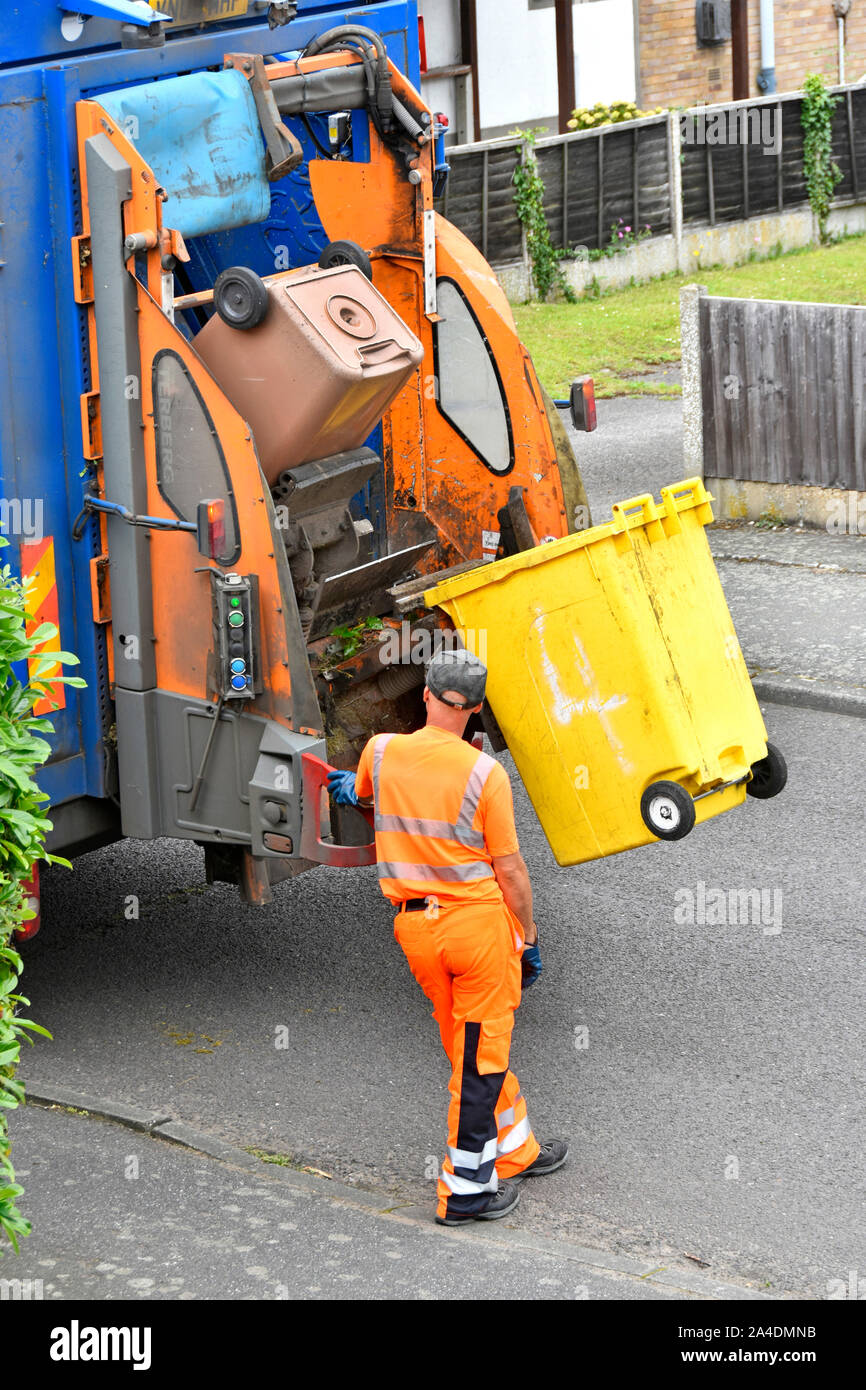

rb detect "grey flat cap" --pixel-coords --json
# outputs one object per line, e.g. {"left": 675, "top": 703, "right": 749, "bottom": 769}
{"left": 426, "top": 648, "right": 487, "bottom": 707}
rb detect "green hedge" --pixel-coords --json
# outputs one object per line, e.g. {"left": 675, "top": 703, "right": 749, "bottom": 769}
{"left": 0, "top": 534, "right": 84, "bottom": 1254}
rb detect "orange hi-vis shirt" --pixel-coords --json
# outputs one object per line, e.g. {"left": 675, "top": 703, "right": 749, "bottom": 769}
{"left": 354, "top": 725, "right": 520, "bottom": 906}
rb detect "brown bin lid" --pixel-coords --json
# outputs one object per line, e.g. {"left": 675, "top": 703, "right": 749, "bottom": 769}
{"left": 280, "top": 267, "right": 419, "bottom": 368}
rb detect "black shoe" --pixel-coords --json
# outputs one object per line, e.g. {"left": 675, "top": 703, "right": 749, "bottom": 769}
{"left": 517, "top": 1138, "right": 569, "bottom": 1178}
{"left": 435, "top": 1180, "right": 521, "bottom": 1226}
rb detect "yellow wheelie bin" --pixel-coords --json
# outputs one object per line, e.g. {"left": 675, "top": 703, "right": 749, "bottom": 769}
{"left": 424, "top": 478, "right": 786, "bottom": 866}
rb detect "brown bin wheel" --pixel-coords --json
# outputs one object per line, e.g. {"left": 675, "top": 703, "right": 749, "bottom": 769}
{"left": 213, "top": 266, "right": 269, "bottom": 331}
{"left": 318, "top": 239, "right": 374, "bottom": 282}
{"left": 640, "top": 781, "right": 696, "bottom": 841}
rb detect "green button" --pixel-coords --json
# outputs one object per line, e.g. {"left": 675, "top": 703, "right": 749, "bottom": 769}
{"left": 228, "top": 610, "right": 244, "bottom": 627}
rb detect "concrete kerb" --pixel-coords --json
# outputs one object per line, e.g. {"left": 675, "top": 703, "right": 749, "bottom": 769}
{"left": 22, "top": 1079, "right": 171, "bottom": 1133}
{"left": 752, "top": 672, "right": 866, "bottom": 719}
{"left": 22, "top": 1078, "right": 786, "bottom": 1301}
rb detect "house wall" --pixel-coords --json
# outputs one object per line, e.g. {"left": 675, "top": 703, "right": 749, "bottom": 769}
{"left": 639, "top": 0, "right": 866, "bottom": 108}
{"left": 417, "top": 0, "right": 637, "bottom": 141}
{"left": 417, "top": 0, "right": 463, "bottom": 131}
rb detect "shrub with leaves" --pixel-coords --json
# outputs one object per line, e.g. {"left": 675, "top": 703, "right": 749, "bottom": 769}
{"left": 511, "top": 127, "right": 577, "bottom": 303}
{"left": 801, "top": 74, "right": 843, "bottom": 244}
{"left": 0, "top": 534, "right": 84, "bottom": 1254}
{"left": 568, "top": 100, "right": 666, "bottom": 131}
{"left": 328, "top": 615, "right": 384, "bottom": 659}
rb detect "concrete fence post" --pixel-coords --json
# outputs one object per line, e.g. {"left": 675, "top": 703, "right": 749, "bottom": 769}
{"left": 518, "top": 137, "right": 531, "bottom": 299}
{"left": 680, "top": 282, "right": 706, "bottom": 478}
{"left": 668, "top": 110, "right": 684, "bottom": 270}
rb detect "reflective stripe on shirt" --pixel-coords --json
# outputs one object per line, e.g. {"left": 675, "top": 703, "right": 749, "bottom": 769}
{"left": 376, "top": 860, "right": 494, "bottom": 883}
{"left": 373, "top": 740, "right": 495, "bottom": 850}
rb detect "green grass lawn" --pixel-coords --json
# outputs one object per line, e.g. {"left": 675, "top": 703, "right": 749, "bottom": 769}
{"left": 513, "top": 234, "right": 866, "bottom": 398}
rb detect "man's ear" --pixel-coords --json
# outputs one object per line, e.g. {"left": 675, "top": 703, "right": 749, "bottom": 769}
{"left": 422, "top": 685, "right": 430, "bottom": 704}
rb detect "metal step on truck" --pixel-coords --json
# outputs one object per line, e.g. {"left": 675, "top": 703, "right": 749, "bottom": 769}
{"left": 0, "top": 0, "right": 594, "bottom": 925}
{"left": 0, "top": 0, "right": 785, "bottom": 931}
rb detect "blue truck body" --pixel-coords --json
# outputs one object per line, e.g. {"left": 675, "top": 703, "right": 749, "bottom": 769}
{"left": 0, "top": 0, "right": 419, "bottom": 844}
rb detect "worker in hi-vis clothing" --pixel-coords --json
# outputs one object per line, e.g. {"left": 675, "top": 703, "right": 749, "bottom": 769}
{"left": 327, "top": 648, "right": 568, "bottom": 1225}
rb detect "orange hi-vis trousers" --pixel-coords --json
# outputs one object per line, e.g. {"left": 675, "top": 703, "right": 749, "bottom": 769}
{"left": 394, "top": 897, "right": 540, "bottom": 1221}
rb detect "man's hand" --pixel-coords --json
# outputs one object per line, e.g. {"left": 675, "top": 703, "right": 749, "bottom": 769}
{"left": 521, "top": 941, "right": 542, "bottom": 990}
{"left": 327, "top": 769, "right": 359, "bottom": 806}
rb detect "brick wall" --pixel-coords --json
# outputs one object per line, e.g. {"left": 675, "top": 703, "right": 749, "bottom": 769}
{"left": 639, "top": 1, "right": 866, "bottom": 108}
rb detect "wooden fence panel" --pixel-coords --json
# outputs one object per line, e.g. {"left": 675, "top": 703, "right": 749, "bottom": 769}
{"left": 436, "top": 116, "right": 671, "bottom": 259}
{"left": 437, "top": 85, "right": 866, "bottom": 267}
{"left": 681, "top": 141, "right": 711, "bottom": 224}
{"left": 563, "top": 133, "right": 603, "bottom": 248}
{"left": 636, "top": 120, "right": 673, "bottom": 237}
{"left": 440, "top": 141, "right": 524, "bottom": 264}
{"left": 830, "top": 96, "right": 856, "bottom": 201}
{"left": 712, "top": 141, "right": 749, "bottom": 222}
{"left": 484, "top": 144, "right": 524, "bottom": 263}
{"left": 536, "top": 141, "right": 567, "bottom": 249}
{"left": 779, "top": 100, "right": 808, "bottom": 207}
{"left": 700, "top": 295, "right": 866, "bottom": 490}
{"left": 852, "top": 86, "right": 866, "bottom": 197}
{"left": 745, "top": 130, "right": 780, "bottom": 217}
{"left": 440, "top": 145, "right": 484, "bottom": 249}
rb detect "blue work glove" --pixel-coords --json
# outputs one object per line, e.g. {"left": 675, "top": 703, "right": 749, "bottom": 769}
{"left": 521, "top": 940, "right": 542, "bottom": 990}
{"left": 327, "top": 769, "right": 359, "bottom": 806}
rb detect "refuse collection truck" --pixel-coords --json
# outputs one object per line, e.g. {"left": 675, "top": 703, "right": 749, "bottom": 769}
{"left": 0, "top": 0, "right": 784, "bottom": 927}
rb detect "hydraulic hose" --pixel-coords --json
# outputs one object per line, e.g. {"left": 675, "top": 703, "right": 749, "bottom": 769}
{"left": 303, "top": 24, "right": 388, "bottom": 76}
{"left": 302, "top": 25, "right": 393, "bottom": 137}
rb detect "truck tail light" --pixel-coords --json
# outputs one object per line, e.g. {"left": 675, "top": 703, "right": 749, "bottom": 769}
{"left": 570, "top": 376, "right": 597, "bottom": 432}
{"left": 16, "top": 864, "right": 41, "bottom": 941}
{"left": 197, "top": 498, "right": 226, "bottom": 560}
{"left": 418, "top": 16, "right": 428, "bottom": 72}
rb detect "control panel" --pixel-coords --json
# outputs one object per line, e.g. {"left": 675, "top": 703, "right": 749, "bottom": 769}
{"left": 210, "top": 571, "right": 261, "bottom": 701}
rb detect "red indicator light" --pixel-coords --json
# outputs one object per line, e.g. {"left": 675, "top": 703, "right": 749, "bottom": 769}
{"left": 207, "top": 499, "right": 226, "bottom": 559}
{"left": 197, "top": 498, "right": 227, "bottom": 560}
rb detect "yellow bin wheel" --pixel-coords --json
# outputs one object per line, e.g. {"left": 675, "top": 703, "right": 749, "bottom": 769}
{"left": 746, "top": 742, "right": 788, "bottom": 800}
{"left": 640, "top": 781, "right": 696, "bottom": 841}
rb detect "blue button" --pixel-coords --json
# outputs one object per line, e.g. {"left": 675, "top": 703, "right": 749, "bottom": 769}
{"left": 230, "top": 675, "right": 248, "bottom": 691}
{"left": 230, "top": 658, "right": 246, "bottom": 674}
